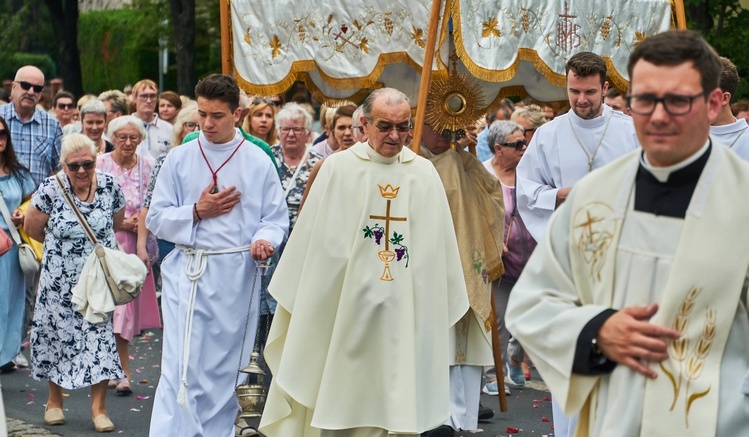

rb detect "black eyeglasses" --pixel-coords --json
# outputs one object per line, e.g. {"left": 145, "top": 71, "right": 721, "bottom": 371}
{"left": 627, "top": 91, "right": 705, "bottom": 116}
{"left": 57, "top": 103, "right": 74, "bottom": 110}
{"left": 0, "top": 130, "right": 8, "bottom": 140}
{"left": 374, "top": 121, "right": 412, "bottom": 134}
{"left": 499, "top": 139, "right": 527, "bottom": 150}
{"left": 66, "top": 160, "right": 95, "bottom": 172}
{"left": 252, "top": 97, "right": 282, "bottom": 107}
{"left": 18, "top": 81, "right": 44, "bottom": 93}
{"left": 184, "top": 122, "right": 199, "bottom": 130}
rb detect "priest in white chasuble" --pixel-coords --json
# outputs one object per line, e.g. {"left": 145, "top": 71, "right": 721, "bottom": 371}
{"left": 418, "top": 123, "right": 504, "bottom": 434}
{"left": 506, "top": 31, "right": 749, "bottom": 437}
{"left": 259, "top": 88, "right": 469, "bottom": 437}
{"left": 146, "top": 74, "right": 289, "bottom": 437}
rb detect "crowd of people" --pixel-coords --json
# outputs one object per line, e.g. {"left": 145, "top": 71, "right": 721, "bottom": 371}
{"left": 0, "top": 28, "right": 747, "bottom": 437}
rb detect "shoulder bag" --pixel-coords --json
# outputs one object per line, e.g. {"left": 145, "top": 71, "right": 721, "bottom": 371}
{"left": 55, "top": 174, "right": 146, "bottom": 305}
{"left": 0, "top": 187, "right": 40, "bottom": 275}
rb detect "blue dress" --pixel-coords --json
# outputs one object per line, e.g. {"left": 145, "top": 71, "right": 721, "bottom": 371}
{"left": 0, "top": 170, "right": 35, "bottom": 365}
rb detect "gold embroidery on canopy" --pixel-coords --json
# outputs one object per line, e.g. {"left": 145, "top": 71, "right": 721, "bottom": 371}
{"left": 660, "top": 287, "right": 715, "bottom": 427}
{"left": 572, "top": 202, "right": 615, "bottom": 282}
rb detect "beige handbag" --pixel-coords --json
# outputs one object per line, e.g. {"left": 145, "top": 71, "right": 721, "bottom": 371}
{"left": 55, "top": 174, "right": 146, "bottom": 305}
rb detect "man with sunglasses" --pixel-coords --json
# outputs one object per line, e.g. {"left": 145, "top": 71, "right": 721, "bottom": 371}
{"left": 0, "top": 66, "right": 63, "bottom": 373}
{"left": 417, "top": 122, "right": 505, "bottom": 436}
{"left": 131, "top": 79, "right": 173, "bottom": 159}
{"left": 506, "top": 30, "right": 749, "bottom": 436}
{"left": 260, "top": 88, "right": 468, "bottom": 437}
{"left": 516, "top": 52, "right": 638, "bottom": 248}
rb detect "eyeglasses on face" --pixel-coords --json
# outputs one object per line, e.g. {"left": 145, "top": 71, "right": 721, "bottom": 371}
{"left": 499, "top": 139, "right": 527, "bottom": 150}
{"left": 57, "top": 103, "right": 74, "bottom": 110}
{"left": 18, "top": 81, "right": 44, "bottom": 93}
{"left": 627, "top": 91, "right": 705, "bottom": 116}
{"left": 252, "top": 97, "right": 282, "bottom": 107}
{"left": 184, "top": 122, "right": 199, "bottom": 130}
{"left": 279, "top": 126, "right": 306, "bottom": 134}
{"left": 138, "top": 93, "right": 158, "bottom": 101}
{"left": 0, "top": 129, "right": 8, "bottom": 140}
{"left": 66, "top": 160, "right": 95, "bottom": 172}
{"left": 114, "top": 134, "right": 141, "bottom": 143}
{"left": 373, "top": 121, "right": 412, "bottom": 135}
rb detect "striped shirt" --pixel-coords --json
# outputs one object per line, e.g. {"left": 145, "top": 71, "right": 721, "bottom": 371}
{"left": 0, "top": 103, "right": 63, "bottom": 186}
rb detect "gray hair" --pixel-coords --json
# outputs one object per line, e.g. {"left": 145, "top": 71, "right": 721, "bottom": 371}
{"left": 361, "top": 88, "right": 410, "bottom": 120}
{"left": 108, "top": 115, "right": 147, "bottom": 139}
{"left": 98, "top": 89, "right": 130, "bottom": 115}
{"left": 60, "top": 133, "right": 97, "bottom": 163}
{"left": 511, "top": 105, "right": 547, "bottom": 130}
{"left": 275, "top": 102, "right": 312, "bottom": 132}
{"left": 352, "top": 106, "right": 364, "bottom": 128}
{"left": 80, "top": 99, "right": 107, "bottom": 120}
{"left": 486, "top": 120, "right": 523, "bottom": 153}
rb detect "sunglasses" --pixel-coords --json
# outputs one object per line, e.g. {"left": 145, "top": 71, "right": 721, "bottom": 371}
{"left": 57, "top": 103, "right": 74, "bottom": 110}
{"left": 18, "top": 81, "right": 44, "bottom": 93}
{"left": 0, "top": 130, "right": 8, "bottom": 140}
{"left": 499, "top": 139, "right": 527, "bottom": 150}
{"left": 66, "top": 160, "right": 95, "bottom": 172}
{"left": 374, "top": 121, "right": 412, "bottom": 134}
{"left": 252, "top": 97, "right": 281, "bottom": 107}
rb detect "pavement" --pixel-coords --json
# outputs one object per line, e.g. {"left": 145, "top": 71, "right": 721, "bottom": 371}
{"left": 3, "top": 329, "right": 556, "bottom": 437}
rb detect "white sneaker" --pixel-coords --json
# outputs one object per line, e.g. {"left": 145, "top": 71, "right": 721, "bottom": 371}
{"left": 13, "top": 351, "right": 28, "bottom": 368}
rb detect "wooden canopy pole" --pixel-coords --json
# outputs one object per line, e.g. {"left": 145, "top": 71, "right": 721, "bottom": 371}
{"left": 673, "top": 0, "right": 687, "bottom": 30}
{"left": 220, "top": 0, "right": 232, "bottom": 75}
{"left": 490, "top": 286, "right": 509, "bottom": 412}
{"left": 410, "top": 0, "right": 442, "bottom": 155}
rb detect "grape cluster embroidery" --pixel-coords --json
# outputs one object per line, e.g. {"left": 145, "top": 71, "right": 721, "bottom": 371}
{"left": 363, "top": 224, "right": 410, "bottom": 267}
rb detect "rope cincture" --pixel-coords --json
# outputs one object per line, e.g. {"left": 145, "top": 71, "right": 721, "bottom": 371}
{"left": 175, "top": 244, "right": 254, "bottom": 408}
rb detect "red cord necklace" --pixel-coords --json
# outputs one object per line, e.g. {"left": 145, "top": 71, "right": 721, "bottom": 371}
{"left": 198, "top": 137, "right": 245, "bottom": 191}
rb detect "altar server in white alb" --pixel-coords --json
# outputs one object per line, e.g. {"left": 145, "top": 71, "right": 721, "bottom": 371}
{"left": 516, "top": 51, "right": 639, "bottom": 243}
{"left": 709, "top": 56, "right": 749, "bottom": 161}
{"left": 146, "top": 74, "right": 288, "bottom": 436}
{"left": 506, "top": 30, "right": 749, "bottom": 437}
{"left": 260, "top": 88, "right": 469, "bottom": 437}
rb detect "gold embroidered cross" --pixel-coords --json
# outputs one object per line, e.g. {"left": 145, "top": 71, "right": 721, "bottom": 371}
{"left": 369, "top": 184, "right": 407, "bottom": 281}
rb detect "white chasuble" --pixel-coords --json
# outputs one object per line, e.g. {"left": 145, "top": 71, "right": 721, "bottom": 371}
{"left": 259, "top": 142, "right": 469, "bottom": 436}
{"left": 507, "top": 145, "right": 749, "bottom": 437}
{"left": 146, "top": 130, "right": 289, "bottom": 437}
{"left": 516, "top": 105, "right": 638, "bottom": 242}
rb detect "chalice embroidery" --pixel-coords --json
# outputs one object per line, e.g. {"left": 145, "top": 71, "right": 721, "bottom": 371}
{"left": 362, "top": 184, "right": 410, "bottom": 281}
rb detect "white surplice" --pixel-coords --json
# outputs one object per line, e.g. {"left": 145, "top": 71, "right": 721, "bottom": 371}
{"left": 516, "top": 104, "right": 638, "bottom": 242}
{"left": 710, "top": 118, "right": 749, "bottom": 161}
{"left": 146, "top": 130, "right": 289, "bottom": 437}
{"left": 507, "top": 145, "right": 749, "bottom": 436}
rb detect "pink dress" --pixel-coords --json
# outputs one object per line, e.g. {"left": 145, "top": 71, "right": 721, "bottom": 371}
{"left": 97, "top": 153, "right": 162, "bottom": 341}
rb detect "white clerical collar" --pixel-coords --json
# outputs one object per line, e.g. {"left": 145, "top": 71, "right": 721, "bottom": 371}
{"left": 198, "top": 128, "right": 244, "bottom": 151}
{"left": 640, "top": 139, "right": 710, "bottom": 183}
{"left": 365, "top": 142, "right": 400, "bottom": 164}
{"left": 567, "top": 103, "right": 611, "bottom": 128}
{"left": 710, "top": 117, "right": 749, "bottom": 135}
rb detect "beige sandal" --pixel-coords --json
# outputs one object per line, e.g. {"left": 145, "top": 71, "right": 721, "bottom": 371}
{"left": 44, "top": 407, "right": 65, "bottom": 426}
{"left": 93, "top": 414, "right": 115, "bottom": 433}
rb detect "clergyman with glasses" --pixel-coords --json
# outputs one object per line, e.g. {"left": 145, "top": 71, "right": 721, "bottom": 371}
{"left": 0, "top": 65, "right": 63, "bottom": 372}
{"left": 506, "top": 30, "right": 749, "bottom": 436}
{"left": 260, "top": 88, "right": 469, "bottom": 436}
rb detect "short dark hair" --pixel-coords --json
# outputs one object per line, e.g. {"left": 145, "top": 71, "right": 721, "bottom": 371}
{"left": 605, "top": 88, "right": 623, "bottom": 99}
{"left": 627, "top": 30, "right": 721, "bottom": 98}
{"left": 194, "top": 74, "right": 240, "bottom": 111}
{"left": 718, "top": 56, "right": 739, "bottom": 98}
{"left": 565, "top": 52, "right": 607, "bottom": 85}
{"left": 53, "top": 91, "right": 75, "bottom": 107}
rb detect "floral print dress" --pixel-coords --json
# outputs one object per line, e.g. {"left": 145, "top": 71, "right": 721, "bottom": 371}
{"left": 30, "top": 171, "right": 126, "bottom": 389}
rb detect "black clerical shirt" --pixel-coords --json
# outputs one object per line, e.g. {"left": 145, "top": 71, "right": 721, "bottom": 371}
{"left": 572, "top": 144, "right": 711, "bottom": 375}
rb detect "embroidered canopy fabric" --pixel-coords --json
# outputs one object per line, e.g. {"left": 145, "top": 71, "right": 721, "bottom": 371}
{"left": 231, "top": 0, "right": 673, "bottom": 104}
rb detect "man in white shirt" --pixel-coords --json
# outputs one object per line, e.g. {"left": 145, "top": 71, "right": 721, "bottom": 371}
{"left": 132, "top": 79, "right": 173, "bottom": 159}
{"left": 709, "top": 56, "right": 749, "bottom": 160}
{"left": 517, "top": 52, "right": 639, "bottom": 244}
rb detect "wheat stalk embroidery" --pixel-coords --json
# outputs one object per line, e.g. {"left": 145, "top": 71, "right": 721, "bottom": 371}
{"left": 660, "top": 288, "right": 714, "bottom": 427}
